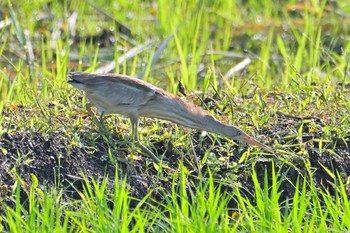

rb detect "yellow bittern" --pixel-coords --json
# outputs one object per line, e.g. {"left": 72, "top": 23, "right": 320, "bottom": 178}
{"left": 68, "top": 72, "right": 273, "bottom": 162}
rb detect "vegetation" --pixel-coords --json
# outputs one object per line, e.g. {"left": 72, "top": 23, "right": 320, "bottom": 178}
{"left": 0, "top": 0, "right": 350, "bottom": 232}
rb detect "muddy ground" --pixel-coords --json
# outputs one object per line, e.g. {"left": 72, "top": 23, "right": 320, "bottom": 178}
{"left": 0, "top": 100, "right": 350, "bottom": 212}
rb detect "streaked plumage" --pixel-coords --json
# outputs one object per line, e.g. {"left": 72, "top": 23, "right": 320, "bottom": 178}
{"left": 68, "top": 72, "right": 273, "bottom": 162}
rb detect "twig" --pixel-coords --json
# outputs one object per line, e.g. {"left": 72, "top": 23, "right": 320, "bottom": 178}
{"left": 276, "top": 111, "right": 325, "bottom": 125}
{"left": 136, "top": 34, "right": 173, "bottom": 79}
{"left": 93, "top": 40, "right": 153, "bottom": 74}
{"left": 224, "top": 58, "right": 251, "bottom": 79}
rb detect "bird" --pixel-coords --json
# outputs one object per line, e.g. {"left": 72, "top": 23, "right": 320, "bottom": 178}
{"left": 68, "top": 71, "right": 273, "bottom": 163}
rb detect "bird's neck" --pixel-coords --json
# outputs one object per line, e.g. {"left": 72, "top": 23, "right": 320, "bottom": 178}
{"left": 200, "top": 115, "right": 243, "bottom": 141}
{"left": 162, "top": 96, "right": 240, "bottom": 139}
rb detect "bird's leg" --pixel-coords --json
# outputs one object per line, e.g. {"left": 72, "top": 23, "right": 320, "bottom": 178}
{"left": 95, "top": 111, "right": 108, "bottom": 133}
{"left": 131, "top": 118, "right": 160, "bottom": 163}
{"left": 131, "top": 117, "right": 140, "bottom": 142}
{"left": 98, "top": 111, "right": 105, "bottom": 123}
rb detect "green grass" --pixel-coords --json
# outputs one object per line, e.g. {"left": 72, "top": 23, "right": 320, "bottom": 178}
{"left": 1, "top": 0, "right": 350, "bottom": 232}
{"left": 2, "top": 164, "right": 350, "bottom": 232}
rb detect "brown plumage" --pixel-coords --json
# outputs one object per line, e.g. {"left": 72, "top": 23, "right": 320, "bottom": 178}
{"left": 68, "top": 71, "right": 273, "bottom": 162}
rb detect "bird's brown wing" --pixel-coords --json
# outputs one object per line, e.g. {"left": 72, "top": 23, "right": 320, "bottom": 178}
{"left": 68, "top": 72, "right": 158, "bottom": 114}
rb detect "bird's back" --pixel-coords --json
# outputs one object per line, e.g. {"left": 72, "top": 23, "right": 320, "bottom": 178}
{"left": 68, "top": 72, "right": 159, "bottom": 116}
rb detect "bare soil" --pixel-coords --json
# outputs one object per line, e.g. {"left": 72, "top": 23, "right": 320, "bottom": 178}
{"left": 1, "top": 100, "right": 349, "bottom": 212}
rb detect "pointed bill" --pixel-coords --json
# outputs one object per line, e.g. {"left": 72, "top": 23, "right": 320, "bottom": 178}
{"left": 241, "top": 134, "right": 274, "bottom": 153}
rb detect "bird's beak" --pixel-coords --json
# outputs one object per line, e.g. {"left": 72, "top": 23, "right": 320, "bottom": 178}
{"left": 241, "top": 134, "right": 274, "bottom": 153}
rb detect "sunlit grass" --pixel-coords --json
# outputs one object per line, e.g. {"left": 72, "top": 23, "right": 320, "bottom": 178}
{"left": 0, "top": 0, "right": 350, "bottom": 232}
{"left": 2, "top": 164, "right": 350, "bottom": 232}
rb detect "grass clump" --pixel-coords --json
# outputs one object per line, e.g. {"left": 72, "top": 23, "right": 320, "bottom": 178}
{"left": 2, "top": 164, "right": 350, "bottom": 232}
{"left": 0, "top": 0, "right": 350, "bottom": 232}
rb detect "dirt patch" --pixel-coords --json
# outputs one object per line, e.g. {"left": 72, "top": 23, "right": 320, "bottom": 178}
{"left": 0, "top": 107, "right": 350, "bottom": 212}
